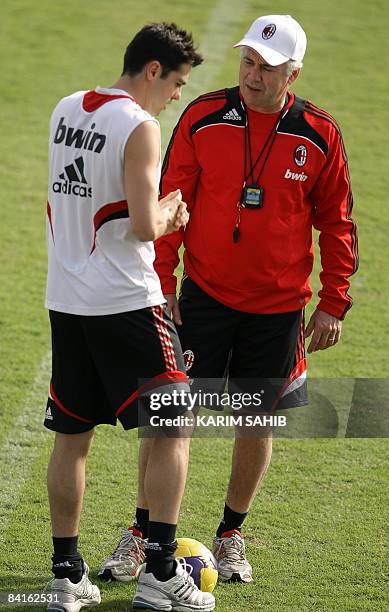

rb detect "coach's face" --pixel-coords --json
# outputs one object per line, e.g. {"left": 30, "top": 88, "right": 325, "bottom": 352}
{"left": 239, "top": 47, "right": 299, "bottom": 113}
{"left": 148, "top": 62, "right": 191, "bottom": 116}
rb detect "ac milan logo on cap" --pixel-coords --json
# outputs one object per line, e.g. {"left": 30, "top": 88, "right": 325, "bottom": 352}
{"left": 183, "top": 349, "right": 195, "bottom": 372}
{"left": 262, "top": 24, "right": 276, "bottom": 40}
{"left": 294, "top": 144, "right": 308, "bottom": 167}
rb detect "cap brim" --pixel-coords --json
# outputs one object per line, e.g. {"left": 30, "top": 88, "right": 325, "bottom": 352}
{"left": 233, "top": 39, "right": 289, "bottom": 66}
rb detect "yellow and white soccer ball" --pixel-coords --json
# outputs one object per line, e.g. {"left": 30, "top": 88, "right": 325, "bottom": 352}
{"left": 175, "top": 537, "right": 218, "bottom": 593}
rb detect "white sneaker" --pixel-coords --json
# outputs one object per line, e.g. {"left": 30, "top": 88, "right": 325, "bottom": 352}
{"left": 132, "top": 560, "right": 216, "bottom": 611}
{"left": 212, "top": 530, "right": 253, "bottom": 583}
{"left": 98, "top": 527, "right": 146, "bottom": 582}
{"left": 47, "top": 562, "right": 101, "bottom": 611}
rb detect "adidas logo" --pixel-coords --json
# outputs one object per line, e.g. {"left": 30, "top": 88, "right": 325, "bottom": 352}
{"left": 223, "top": 108, "right": 242, "bottom": 121}
{"left": 52, "top": 157, "right": 92, "bottom": 197}
{"left": 53, "top": 561, "right": 73, "bottom": 568}
{"left": 146, "top": 542, "right": 163, "bottom": 551}
{"left": 45, "top": 406, "right": 53, "bottom": 421}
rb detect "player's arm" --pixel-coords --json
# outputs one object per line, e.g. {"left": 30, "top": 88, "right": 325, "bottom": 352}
{"left": 124, "top": 120, "right": 188, "bottom": 242}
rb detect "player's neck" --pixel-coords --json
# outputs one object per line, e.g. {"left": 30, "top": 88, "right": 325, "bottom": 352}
{"left": 110, "top": 75, "right": 146, "bottom": 109}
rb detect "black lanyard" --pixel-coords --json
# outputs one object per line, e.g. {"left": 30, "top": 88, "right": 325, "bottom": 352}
{"left": 233, "top": 100, "right": 287, "bottom": 243}
{"left": 244, "top": 105, "right": 284, "bottom": 186}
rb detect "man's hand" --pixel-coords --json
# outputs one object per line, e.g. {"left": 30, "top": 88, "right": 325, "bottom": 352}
{"left": 172, "top": 202, "right": 189, "bottom": 230}
{"left": 165, "top": 293, "right": 182, "bottom": 325}
{"left": 159, "top": 189, "right": 182, "bottom": 221}
{"left": 159, "top": 190, "right": 189, "bottom": 234}
{"left": 305, "top": 309, "right": 342, "bottom": 353}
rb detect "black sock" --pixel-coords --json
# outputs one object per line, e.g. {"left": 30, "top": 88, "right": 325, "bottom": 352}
{"left": 145, "top": 521, "right": 177, "bottom": 581}
{"left": 133, "top": 507, "right": 149, "bottom": 538}
{"left": 53, "top": 536, "right": 79, "bottom": 556}
{"left": 52, "top": 537, "right": 83, "bottom": 584}
{"left": 216, "top": 503, "right": 248, "bottom": 538}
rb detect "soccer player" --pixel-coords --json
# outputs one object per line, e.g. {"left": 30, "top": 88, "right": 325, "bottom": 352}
{"left": 44, "top": 23, "right": 215, "bottom": 611}
{"left": 101, "top": 14, "right": 358, "bottom": 585}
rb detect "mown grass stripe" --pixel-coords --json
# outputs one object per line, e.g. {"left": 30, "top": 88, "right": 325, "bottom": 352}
{"left": 160, "top": 0, "right": 250, "bottom": 150}
{"left": 0, "top": 352, "right": 51, "bottom": 535}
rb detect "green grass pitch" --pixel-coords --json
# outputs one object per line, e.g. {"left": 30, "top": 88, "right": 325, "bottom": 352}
{"left": 0, "top": 0, "right": 388, "bottom": 610}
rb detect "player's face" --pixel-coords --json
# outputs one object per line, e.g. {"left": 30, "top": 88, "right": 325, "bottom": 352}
{"left": 151, "top": 63, "right": 191, "bottom": 116}
{"left": 239, "top": 47, "right": 299, "bottom": 113}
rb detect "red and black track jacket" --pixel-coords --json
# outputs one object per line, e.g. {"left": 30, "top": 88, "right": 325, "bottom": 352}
{"left": 155, "top": 87, "right": 358, "bottom": 319}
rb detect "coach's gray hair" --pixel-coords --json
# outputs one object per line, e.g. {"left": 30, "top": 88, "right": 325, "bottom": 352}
{"left": 240, "top": 47, "right": 303, "bottom": 74}
{"left": 286, "top": 59, "right": 303, "bottom": 75}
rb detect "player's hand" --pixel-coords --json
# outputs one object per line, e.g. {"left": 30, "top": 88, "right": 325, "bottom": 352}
{"left": 165, "top": 293, "right": 182, "bottom": 326}
{"left": 159, "top": 190, "right": 189, "bottom": 234}
{"left": 172, "top": 201, "right": 189, "bottom": 230}
{"left": 159, "top": 189, "right": 182, "bottom": 211}
{"left": 305, "top": 309, "right": 342, "bottom": 353}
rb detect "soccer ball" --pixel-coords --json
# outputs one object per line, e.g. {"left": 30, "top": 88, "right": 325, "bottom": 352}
{"left": 175, "top": 537, "right": 218, "bottom": 592}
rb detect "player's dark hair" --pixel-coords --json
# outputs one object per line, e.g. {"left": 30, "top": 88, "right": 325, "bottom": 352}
{"left": 122, "top": 22, "right": 203, "bottom": 78}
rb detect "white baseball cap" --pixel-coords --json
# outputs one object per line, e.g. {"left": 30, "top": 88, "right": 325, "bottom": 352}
{"left": 234, "top": 14, "right": 307, "bottom": 66}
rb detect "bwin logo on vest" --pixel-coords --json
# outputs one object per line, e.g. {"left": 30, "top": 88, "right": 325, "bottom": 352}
{"left": 53, "top": 157, "right": 92, "bottom": 198}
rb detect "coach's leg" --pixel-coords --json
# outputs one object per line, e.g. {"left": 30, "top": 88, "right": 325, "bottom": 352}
{"left": 226, "top": 434, "right": 272, "bottom": 514}
{"left": 216, "top": 433, "right": 272, "bottom": 536}
{"left": 212, "top": 434, "right": 271, "bottom": 583}
{"left": 137, "top": 437, "right": 154, "bottom": 509}
{"left": 131, "top": 437, "right": 154, "bottom": 537}
{"left": 47, "top": 430, "right": 94, "bottom": 536}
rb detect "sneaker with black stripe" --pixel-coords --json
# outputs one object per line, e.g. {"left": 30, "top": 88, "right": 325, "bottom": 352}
{"left": 46, "top": 562, "right": 101, "bottom": 611}
{"left": 132, "top": 559, "right": 215, "bottom": 611}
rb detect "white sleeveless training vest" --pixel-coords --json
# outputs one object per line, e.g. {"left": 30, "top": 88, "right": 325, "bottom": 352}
{"left": 45, "top": 86, "right": 165, "bottom": 315}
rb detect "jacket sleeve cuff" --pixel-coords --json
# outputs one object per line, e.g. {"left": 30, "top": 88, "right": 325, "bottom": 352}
{"left": 160, "top": 277, "right": 178, "bottom": 296}
{"left": 317, "top": 297, "right": 352, "bottom": 321}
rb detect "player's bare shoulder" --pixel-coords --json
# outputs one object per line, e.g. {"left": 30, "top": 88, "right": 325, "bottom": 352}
{"left": 124, "top": 119, "right": 160, "bottom": 166}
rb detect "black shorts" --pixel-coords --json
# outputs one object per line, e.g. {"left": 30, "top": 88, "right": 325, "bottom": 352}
{"left": 177, "top": 278, "right": 307, "bottom": 410}
{"left": 45, "top": 306, "right": 189, "bottom": 434}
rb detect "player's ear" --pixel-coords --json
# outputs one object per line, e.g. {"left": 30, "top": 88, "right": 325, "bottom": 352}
{"left": 146, "top": 61, "right": 162, "bottom": 81}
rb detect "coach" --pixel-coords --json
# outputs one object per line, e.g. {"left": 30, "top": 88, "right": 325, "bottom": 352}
{"left": 152, "top": 13, "right": 359, "bottom": 583}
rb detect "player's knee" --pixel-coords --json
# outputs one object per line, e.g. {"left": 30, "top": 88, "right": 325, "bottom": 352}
{"left": 53, "top": 429, "right": 94, "bottom": 458}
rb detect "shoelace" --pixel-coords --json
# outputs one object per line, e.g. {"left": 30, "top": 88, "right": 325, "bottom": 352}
{"left": 75, "top": 573, "right": 95, "bottom": 597}
{"left": 176, "top": 557, "right": 195, "bottom": 587}
{"left": 107, "top": 529, "right": 145, "bottom": 562}
{"left": 174, "top": 559, "right": 204, "bottom": 602}
{"left": 215, "top": 535, "right": 246, "bottom": 564}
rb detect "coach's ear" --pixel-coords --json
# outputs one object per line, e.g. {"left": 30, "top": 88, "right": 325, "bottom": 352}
{"left": 288, "top": 68, "right": 301, "bottom": 85}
